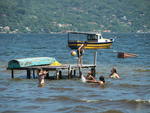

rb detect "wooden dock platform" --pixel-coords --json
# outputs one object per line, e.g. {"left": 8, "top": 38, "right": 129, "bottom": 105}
{"left": 7, "top": 52, "right": 97, "bottom": 80}
{"left": 7, "top": 64, "right": 96, "bottom": 79}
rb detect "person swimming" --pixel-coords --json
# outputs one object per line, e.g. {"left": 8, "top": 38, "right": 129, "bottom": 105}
{"left": 109, "top": 67, "right": 120, "bottom": 79}
{"left": 86, "top": 71, "right": 95, "bottom": 80}
{"left": 83, "top": 71, "right": 105, "bottom": 85}
{"left": 97, "top": 76, "right": 105, "bottom": 85}
{"left": 37, "top": 69, "right": 48, "bottom": 87}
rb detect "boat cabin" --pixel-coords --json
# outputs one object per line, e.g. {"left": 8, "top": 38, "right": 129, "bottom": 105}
{"left": 87, "top": 33, "right": 103, "bottom": 42}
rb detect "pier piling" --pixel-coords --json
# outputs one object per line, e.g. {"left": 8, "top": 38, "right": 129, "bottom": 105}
{"left": 27, "top": 70, "right": 31, "bottom": 79}
{"left": 11, "top": 70, "right": 14, "bottom": 78}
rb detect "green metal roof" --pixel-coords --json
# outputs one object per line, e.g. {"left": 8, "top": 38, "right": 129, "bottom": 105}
{"left": 8, "top": 57, "right": 57, "bottom": 69}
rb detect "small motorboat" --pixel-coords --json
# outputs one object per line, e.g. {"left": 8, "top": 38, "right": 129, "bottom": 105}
{"left": 68, "top": 31, "right": 114, "bottom": 49}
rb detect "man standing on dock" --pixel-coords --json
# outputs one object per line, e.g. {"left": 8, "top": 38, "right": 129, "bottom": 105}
{"left": 77, "top": 44, "right": 86, "bottom": 66}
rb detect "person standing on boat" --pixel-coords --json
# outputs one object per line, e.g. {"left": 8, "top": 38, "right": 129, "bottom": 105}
{"left": 77, "top": 43, "right": 86, "bottom": 66}
{"left": 37, "top": 68, "right": 48, "bottom": 87}
{"left": 109, "top": 67, "right": 120, "bottom": 79}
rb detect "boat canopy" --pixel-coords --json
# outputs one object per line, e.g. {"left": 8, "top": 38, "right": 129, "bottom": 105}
{"left": 68, "top": 31, "right": 99, "bottom": 35}
{"left": 68, "top": 31, "right": 102, "bottom": 41}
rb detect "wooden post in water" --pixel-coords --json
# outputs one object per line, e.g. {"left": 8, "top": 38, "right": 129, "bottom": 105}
{"left": 33, "top": 70, "right": 35, "bottom": 79}
{"left": 92, "top": 51, "right": 97, "bottom": 77}
{"left": 27, "top": 70, "right": 31, "bottom": 79}
{"left": 59, "top": 70, "right": 62, "bottom": 79}
{"left": 78, "top": 66, "right": 82, "bottom": 78}
{"left": 56, "top": 71, "right": 59, "bottom": 80}
{"left": 68, "top": 65, "right": 72, "bottom": 79}
{"left": 94, "top": 51, "right": 97, "bottom": 66}
{"left": 56, "top": 70, "right": 62, "bottom": 80}
{"left": 73, "top": 69, "right": 76, "bottom": 77}
{"left": 11, "top": 69, "right": 14, "bottom": 78}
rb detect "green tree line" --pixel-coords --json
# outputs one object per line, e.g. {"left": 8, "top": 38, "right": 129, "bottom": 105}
{"left": 0, "top": 0, "right": 149, "bottom": 33}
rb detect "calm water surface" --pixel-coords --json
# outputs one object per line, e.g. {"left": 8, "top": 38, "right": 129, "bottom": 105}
{"left": 0, "top": 33, "right": 150, "bottom": 113}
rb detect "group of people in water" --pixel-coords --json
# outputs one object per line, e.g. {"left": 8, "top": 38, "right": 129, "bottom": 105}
{"left": 37, "top": 67, "right": 120, "bottom": 87}
{"left": 84, "top": 67, "right": 120, "bottom": 85}
{"left": 37, "top": 43, "right": 120, "bottom": 87}
{"left": 77, "top": 43, "right": 120, "bottom": 85}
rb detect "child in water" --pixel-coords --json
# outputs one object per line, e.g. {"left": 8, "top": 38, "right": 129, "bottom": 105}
{"left": 109, "top": 67, "right": 120, "bottom": 79}
{"left": 37, "top": 69, "right": 48, "bottom": 87}
{"left": 97, "top": 76, "right": 105, "bottom": 85}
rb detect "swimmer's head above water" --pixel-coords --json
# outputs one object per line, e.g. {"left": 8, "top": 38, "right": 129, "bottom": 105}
{"left": 99, "top": 76, "right": 105, "bottom": 83}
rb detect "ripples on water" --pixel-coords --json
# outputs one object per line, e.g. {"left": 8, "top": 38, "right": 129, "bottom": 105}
{"left": 0, "top": 33, "right": 150, "bottom": 113}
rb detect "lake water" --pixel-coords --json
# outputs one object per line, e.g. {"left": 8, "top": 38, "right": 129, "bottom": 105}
{"left": 0, "top": 33, "right": 150, "bottom": 113}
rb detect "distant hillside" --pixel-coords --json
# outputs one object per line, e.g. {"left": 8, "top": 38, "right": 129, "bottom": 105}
{"left": 0, "top": 0, "right": 149, "bottom": 33}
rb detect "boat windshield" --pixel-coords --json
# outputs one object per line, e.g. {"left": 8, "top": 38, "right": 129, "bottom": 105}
{"left": 87, "top": 34, "right": 98, "bottom": 41}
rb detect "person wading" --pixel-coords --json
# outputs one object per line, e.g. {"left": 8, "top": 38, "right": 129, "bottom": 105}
{"left": 37, "top": 69, "right": 48, "bottom": 87}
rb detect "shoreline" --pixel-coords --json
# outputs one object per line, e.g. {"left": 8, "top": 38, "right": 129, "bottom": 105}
{"left": 0, "top": 32, "right": 150, "bottom": 35}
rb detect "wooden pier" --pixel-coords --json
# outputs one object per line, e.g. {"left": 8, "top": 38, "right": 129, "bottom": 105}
{"left": 7, "top": 52, "right": 97, "bottom": 80}
{"left": 7, "top": 64, "right": 96, "bottom": 79}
